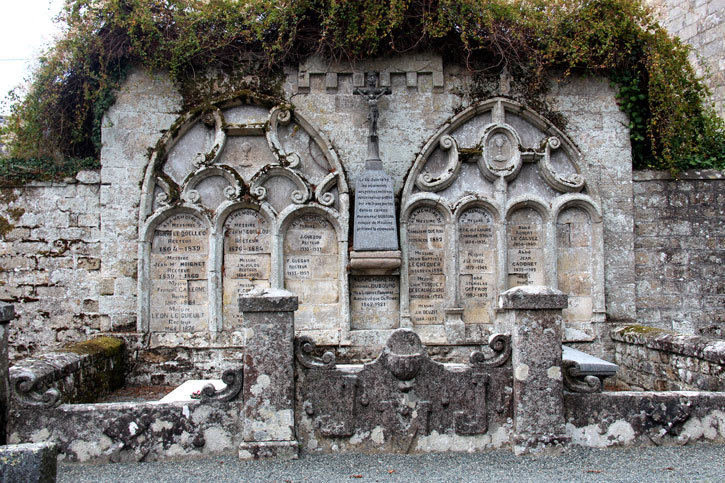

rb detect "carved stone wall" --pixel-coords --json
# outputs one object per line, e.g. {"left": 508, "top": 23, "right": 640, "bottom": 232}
{"left": 399, "top": 99, "right": 604, "bottom": 346}
{"left": 1, "top": 55, "right": 641, "bottom": 374}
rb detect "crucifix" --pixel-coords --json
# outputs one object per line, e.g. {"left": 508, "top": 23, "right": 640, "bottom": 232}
{"left": 355, "top": 72, "right": 391, "bottom": 165}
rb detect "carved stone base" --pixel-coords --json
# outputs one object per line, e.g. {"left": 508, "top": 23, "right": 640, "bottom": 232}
{"left": 349, "top": 251, "right": 401, "bottom": 275}
{"left": 238, "top": 441, "right": 299, "bottom": 460}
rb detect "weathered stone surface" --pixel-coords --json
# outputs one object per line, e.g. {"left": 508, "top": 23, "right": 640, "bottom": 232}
{"left": 612, "top": 325, "right": 725, "bottom": 391}
{"left": 353, "top": 160, "right": 398, "bottom": 251}
{"left": 239, "top": 289, "right": 298, "bottom": 459}
{"left": 498, "top": 287, "right": 568, "bottom": 454}
{"left": 0, "top": 442, "right": 57, "bottom": 483}
{"left": 0, "top": 302, "right": 14, "bottom": 322}
{"left": 297, "top": 329, "right": 513, "bottom": 453}
{"left": 8, "top": 400, "right": 240, "bottom": 463}
{"left": 498, "top": 286, "right": 568, "bottom": 310}
{"left": 565, "top": 391, "right": 725, "bottom": 447}
{"left": 9, "top": 337, "right": 125, "bottom": 407}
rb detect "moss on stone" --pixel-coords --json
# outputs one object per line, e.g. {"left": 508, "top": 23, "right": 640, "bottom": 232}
{"left": 619, "top": 325, "right": 673, "bottom": 336}
{"left": 0, "top": 216, "right": 14, "bottom": 238}
{"left": 64, "top": 336, "right": 124, "bottom": 357}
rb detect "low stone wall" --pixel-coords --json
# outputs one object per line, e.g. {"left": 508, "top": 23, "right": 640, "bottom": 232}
{"left": 633, "top": 169, "right": 724, "bottom": 337}
{"left": 7, "top": 400, "right": 241, "bottom": 463}
{"left": 565, "top": 391, "right": 725, "bottom": 447}
{"left": 9, "top": 336, "right": 125, "bottom": 406}
{"left": 611, "top": 325, "right": 725, "bottom": 391}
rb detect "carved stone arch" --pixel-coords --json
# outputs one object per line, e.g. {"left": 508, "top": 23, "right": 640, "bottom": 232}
{"left": 138, "top": 91, "right": 349, "bottom": 347}
{"left": 278, "top": 204, "right": 349, "bottom": 344}
{"left": 213, "top": 202, "right": 277, "bottom": 334}
{"left": 400, "top": 198, "right": 454, "bottom": 338}
{"left": 504, "top": 196, "right": 552, "bottom": 223}
{"left": 182, "top": 165, "right": 245, "bottom": 213}
{"left": 137, "top": 206, "right": 212, "bottom": 336}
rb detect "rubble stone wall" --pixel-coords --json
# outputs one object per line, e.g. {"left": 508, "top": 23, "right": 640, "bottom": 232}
{"left": 0, "top": 173, "right": 104, "bottom": 358}
{"left": 633, "top": 170, "right": 724, "bottom": 337}
{"left": 611, "top": 325, "right": 725, "bottom": 391}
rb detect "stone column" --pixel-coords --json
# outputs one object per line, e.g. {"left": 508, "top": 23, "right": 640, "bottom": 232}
{"left": 497, "top": 286, "right": 569, "bottom": 455}
{"left": 0, "top": 302, "right": 13, "bottom": 445}
{"left": 238, "top": 289, "right": 299, "bottom": 460}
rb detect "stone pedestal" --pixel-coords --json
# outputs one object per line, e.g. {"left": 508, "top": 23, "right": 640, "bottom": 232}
{"left": 238, "top": 289, "right": 299, "bottom": 460}
{"left": 497, "top": 286, "right": 569, "bottom": 455}
{"left": 0, "top": 302, "right": 13, "bottom": 445}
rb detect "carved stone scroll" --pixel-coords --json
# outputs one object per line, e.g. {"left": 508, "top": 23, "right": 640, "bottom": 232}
{"left": 562, "top": 360, "right": 602, "bottom": 393}
{"left": 200, "top": 368, "right": 244, "bottom": 402}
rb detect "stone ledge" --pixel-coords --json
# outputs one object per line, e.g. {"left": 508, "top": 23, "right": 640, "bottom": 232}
{"left": 633, "top": 169, "right": 724, "bottom": 181}
{"left": 498, "top": 286, "right": 568, "bottom": 310}
{"left": 239, "top": 288, "right": 299, "bottom": 313}
{"left": 611, "top": 325, "right": 725, "bottom": 365}
{"left": 9, "top": 336, "right": 125, "bottom": 406}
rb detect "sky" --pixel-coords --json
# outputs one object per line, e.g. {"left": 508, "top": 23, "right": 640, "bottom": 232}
{"left": 0, "top": 0, "right": 65, "bottom": 115}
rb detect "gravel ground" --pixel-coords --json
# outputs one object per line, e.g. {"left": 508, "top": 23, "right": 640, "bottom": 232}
{"left": 59, "top": 444, "right": 725, "bottom": 483}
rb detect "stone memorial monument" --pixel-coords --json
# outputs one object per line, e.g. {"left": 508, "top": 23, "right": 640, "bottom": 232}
{"left": 349, "top": 72, "right": 402, "bottom": 332}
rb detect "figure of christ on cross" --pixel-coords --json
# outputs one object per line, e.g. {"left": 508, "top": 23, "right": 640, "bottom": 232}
{"left": 355, "top": 72, "right": 391, "bottom": 160}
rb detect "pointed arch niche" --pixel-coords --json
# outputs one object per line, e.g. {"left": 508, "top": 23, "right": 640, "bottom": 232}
{"left": 138, "top": 95, "right": 350, "bottom": 347}
{"left": 400, "top": 98, "right": 604, "bottom": 345}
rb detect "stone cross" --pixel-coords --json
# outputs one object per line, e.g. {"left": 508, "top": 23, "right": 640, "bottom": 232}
{"left": 355, "top": 72, "right": 391, "bottom": 162}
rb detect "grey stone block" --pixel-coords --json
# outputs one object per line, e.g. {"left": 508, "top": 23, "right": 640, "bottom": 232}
{"left": 0, "top": 442, "right": 57, "bottom": 483}
{"left": 0, "top": 303, "right": 13, "bottom": 324}
{"left": 498, "top": 286, "right": 568, "bottom": 310}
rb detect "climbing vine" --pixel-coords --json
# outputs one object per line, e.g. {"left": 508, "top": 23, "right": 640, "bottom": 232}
{"left": 2, "top": 0, "right": 724, "bottom": 181}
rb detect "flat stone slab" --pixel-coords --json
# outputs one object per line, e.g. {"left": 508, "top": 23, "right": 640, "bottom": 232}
{"left": 157, "top": 380, "right": 225, "bottom": 403}
{"left": 0, "top": 442, "right": 57, "bottom": 483}
{"left": 562, "top": 345, "right": 618, "bottom": 377}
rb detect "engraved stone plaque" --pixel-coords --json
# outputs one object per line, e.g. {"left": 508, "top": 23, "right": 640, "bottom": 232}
{"left": 507, "top": 208, "right": 544, "bottom": 288}
{"left": 557, "top": 207, "right": 593, "bottom": 322}
{"left": 223, "top": 209, "right": 271, "bottom": 329}
{"left": 150, "top": 213, "right": 209, "bottom": 332}
{"left": 350, "top": 276, "right": 399, "bottom": 330}
{"left": 353, "top": 162, "right": 398, "bottom": 251}
{"left": 284, "top": 214, "right": 339, "bottom": 330}
{"left": 407, "top": 207, "right": 446, "bottom": 325}
{"left": 458, "top": 207, "right": 495, "bottom": 324}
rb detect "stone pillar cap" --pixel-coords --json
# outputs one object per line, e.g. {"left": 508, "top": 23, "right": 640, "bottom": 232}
{"left": 239, "top": 288, "right": 299, "bottom": 313}
{"left": 0, "top": 302, "right": 14, "bottom": 323}
{"left": 498, "top": 286, "right": 568, "bottom": 310}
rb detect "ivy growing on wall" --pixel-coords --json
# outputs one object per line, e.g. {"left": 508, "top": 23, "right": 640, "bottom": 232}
{"left": 2, "top": 0, "right": 724, "bottom": 182}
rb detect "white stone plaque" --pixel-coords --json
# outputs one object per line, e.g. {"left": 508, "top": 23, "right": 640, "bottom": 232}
{"left": 284, "top": 214, "right": 339, "bottom": 330}
{"left": 458, "top": 207, "right": 495, "bottom": 324}
{"left": 350, "top": 276, "right": 399, "bottom": 330}
{"left": 557, "top": 207, "right": 593, "bottom": 322}
{"left": 150, "top": 213, "right": 209, "bottom": 332}
{"left": 507, "top": 208, "right": 544, "bottom": 287}
{"left": 223, "top": 209, "right": 272, "bottom": 329}
{"left": 353, "top": 164, "right": 398, "bottom": 250}
{"left": 407, "top": 207, "right": 446, "bottom": 325}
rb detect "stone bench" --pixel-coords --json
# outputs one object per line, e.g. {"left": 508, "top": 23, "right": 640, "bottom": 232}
{"left": 562, "top": 345, "right": 618, "bottom": 380}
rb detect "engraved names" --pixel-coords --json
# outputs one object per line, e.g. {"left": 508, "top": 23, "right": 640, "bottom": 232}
{"left": 350, "top": 276, "right": 399, "bottom": 330}
{"left": 150, "top": 213, "right": 209, "bottom": 332}
{"left": 353, "top": 166, "right": 398, "bottom": 251}
{"left": 458, "top": 207, "right": 495, "bottom": 324}
{"left": 407, "top": 207, "right": 445, "bottom": 324}
{"left": 223, "top": 209, "right": 271, "bottom": 329}
{"left": 507, "top": 208, "right": 544, "bottom": 287}
{"left": 284, "top": 214, "right": 339, "bottom": 330}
